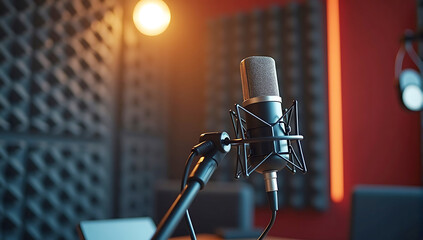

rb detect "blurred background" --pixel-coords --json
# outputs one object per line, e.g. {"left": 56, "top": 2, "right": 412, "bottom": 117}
{"left": 0, "top": 0, "right": 421, "bottom": 239}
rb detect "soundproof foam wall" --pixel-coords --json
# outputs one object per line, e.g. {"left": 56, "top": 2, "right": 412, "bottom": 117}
{"left": 0, "top": 0, "right": 167, "bottom": 239}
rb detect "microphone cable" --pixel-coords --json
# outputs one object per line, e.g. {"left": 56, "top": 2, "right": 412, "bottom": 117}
{"left": 258, "top": 191, "right": 278, "bottom": 239}
{"left": 258, "top": 210, "right": 277, "bottom": 240}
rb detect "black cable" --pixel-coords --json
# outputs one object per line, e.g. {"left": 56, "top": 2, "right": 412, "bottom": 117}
{"left": 181, "top": 151, "right": 197, "bottom": 240}
{"left": 181, "top": 151, "right": 197, "bottom": 190}
{"left": 182, "top": 140, "right": 215, "bottom": 190}
{"left": 258, "top": 210, "right": 277, "bottom": 240}
{"left": 184, "top": 210, "right": 196, "bottom": 240}
{"left": 257, "top": 191, "right": 278, "bottom": 239}
{"left": 267, "top": 191, "right": 278, "bottom": 212}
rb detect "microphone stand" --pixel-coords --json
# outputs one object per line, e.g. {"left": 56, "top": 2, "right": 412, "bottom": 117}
{"left": 152, "top": 132, "right": 231, "bottom": 240}
{"left": 152, "top": 100, "right": 306, "bottom": 239}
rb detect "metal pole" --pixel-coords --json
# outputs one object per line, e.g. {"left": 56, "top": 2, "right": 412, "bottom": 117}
{"left": 152, "top": 181, "right": 201, "bottom": 240}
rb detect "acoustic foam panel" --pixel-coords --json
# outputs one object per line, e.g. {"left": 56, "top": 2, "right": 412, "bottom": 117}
{"left": 0, "top": 0, "right": 33, "bottom": 132}
{"left": 119, "top": 136, "right": 166, "bottom": 218}
{"left": 0, "top": 0, "right": 167, "bottom": 239}
{"left": 118, "top": 0, "right": 168, "bottom": 218}
{"left": 29, "top": 0, "right": 120, "bottom": 138}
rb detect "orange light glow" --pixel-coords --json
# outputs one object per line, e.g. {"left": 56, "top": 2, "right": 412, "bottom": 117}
{"left": 327, "top": 0, "right": 344, "bottom": 202}
{"left": 133, "top": 0, "right": 171, "bottom": 36}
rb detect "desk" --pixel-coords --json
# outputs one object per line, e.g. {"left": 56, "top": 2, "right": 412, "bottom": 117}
{"left": 170, "top": 234, "right": 292, "bottom": 240}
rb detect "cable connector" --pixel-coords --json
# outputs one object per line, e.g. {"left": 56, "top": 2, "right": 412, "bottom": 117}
{"left": 266, "top": 191, "right": 278, "bottom": 212}
{"left": 191, "top": 132, "right": 231, "bottom": 156}
{"left": 263, "top": 171, "right": 279, "bottom": 212}
{"left": 263, "top": 171, "right": 278, "bottom": 192}
{"left": 191, "top": 141, "right": 214, "bottom": 155}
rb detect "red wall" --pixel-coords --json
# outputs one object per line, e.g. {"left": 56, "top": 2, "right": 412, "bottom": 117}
{"left": 163, "top": 0, "right": 422, "bottom": 239}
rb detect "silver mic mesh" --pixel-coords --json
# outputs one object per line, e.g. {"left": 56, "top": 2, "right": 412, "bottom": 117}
{"left": 240, "top": 56, "right": 280, "bottom": 101}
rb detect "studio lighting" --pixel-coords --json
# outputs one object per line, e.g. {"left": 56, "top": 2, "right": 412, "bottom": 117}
{"left": 399, "top": 69, "right": 423, "bottom": 111}
{"left": 133, "top": 0, "right": 171, "bottom": 36}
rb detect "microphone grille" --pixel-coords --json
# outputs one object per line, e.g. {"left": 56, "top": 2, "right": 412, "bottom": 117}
{"left": 240, "top": 56, "right": 280, "bottom": 101}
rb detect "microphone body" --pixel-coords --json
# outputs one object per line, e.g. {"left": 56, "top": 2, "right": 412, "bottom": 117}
{"left": 240, "top": 56, "right": 288, "bottom": 175}
{"left": 244, "top": 99, "right": 288, "bottom": 173}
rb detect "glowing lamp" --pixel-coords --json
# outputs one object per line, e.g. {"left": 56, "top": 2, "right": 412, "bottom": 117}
{"left": 327, "top": 0, "right": 344, "bottom": 203}
{"left": 133, "top": 0, "right": 171, "bottom": 36}
{"left": 399, "top": 69, "right": 423, "bottom": 111}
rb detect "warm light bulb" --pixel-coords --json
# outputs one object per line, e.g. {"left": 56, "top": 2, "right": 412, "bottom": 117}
{"left": 133, "top": 0, "right": 171, "bottom": 36}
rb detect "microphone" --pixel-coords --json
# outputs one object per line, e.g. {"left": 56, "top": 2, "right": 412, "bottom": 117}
{"left": 239, "top": 56, "right": 288, "bottom": 202}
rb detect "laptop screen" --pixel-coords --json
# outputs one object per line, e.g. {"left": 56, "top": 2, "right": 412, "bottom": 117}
{"left": 78, "top": 217, "right": 156, "bottom": 240}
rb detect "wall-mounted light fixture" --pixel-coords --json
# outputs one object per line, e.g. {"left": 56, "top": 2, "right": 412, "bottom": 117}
{"left": 396, "top": 31, "right": 423, "bottom": 111}
{"left": 398, "top": 69, "right": 423, "bottom": 111}
{"left": 327, "top": 0, "right": 345, "bottom": 203}
{"left": 133, "top": 0, "right": 171, "bottom": 36}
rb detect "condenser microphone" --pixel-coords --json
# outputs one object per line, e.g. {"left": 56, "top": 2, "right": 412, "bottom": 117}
{"left": 240, "top": 56, "right": 288, "bottom": 195}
